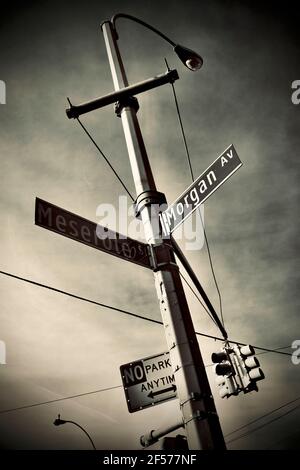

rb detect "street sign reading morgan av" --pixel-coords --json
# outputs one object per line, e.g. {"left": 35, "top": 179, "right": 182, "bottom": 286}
{"left": 160, "top": 144, "right": 242, "bottom": 236}
{"left": 120, "top": 352, "right": 177, "bottom": 413}
{"left": 35, "top": 198, "right": 152, "bottom": 269}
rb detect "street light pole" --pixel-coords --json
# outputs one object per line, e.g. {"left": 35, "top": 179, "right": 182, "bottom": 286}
{"left": 101, "top": 19, "right": 226, "bottom": 450}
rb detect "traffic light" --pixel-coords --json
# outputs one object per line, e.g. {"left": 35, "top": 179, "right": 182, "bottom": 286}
{"left": 232, "top": 344, "right": 265, "bottom": 393}
{"left": 211, "top": 348, "right": 239, "bottom": 398}
{"left": 211, "top": 344, "right": 265, "bottom": 398}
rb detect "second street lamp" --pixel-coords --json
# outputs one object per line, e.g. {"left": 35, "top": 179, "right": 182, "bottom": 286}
{"left": 53, "top": 414, "right": 96, "bottom": 450}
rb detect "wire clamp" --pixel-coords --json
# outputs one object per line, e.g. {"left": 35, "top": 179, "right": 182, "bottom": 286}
{"left": 180, "top": 392, "right": 207, "bottom": 407}
{"left": 184, "top": 410, "right": 217, "bottom": 425}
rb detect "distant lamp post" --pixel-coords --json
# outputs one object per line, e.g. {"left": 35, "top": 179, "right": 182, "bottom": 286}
{"left": 111, "top": 13, "right": 203, "bottom": 71}
{"left": 53, "top": 414, "right": 97, "bottom": 450}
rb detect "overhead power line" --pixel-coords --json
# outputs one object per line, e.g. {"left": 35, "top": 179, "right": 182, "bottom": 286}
{"left": 0, "top": 270, "right": 161, "bottom": 326}
{"left": 225, "top": 395, "right": 300, "bottom": 438}
{"left": 0, "top": 270, "right": 292, "bottom": 357}
{"left": 0, "top": 385, "right": 122, "bottom": 415}
{"left": 256, "top": 346, "right": 292, "bottom": 356}
{"left": 226, "top": 402, "right": 300, "bottom": 444}
{"left": 212, "top": 338, "right": 291, "bottom": 356}
{"left": 1, "top": 385, "right": 299, "bottom": 447}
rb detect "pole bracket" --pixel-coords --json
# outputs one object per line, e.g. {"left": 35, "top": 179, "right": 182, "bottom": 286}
{"left": 134, "top": 190, "right": 167, "bottom": 219}
{"left": 180, "top": 392, "right": 212, "bottom": 408}
{"left": 115, "top": 96, "right": 139, "bottom": 117}
{"left": 184, "top": 410, "right": 218, "bottom": 426}
{"left": 180, "top": 392, "right": 204, "bottom": 407}
{"left": 150, "top": 242, "right": 177, "bottom": 272}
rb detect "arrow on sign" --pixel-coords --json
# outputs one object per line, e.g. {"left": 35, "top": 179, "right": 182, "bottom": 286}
{"left": 148, "top": 384, "right": 177, "bottom": 399}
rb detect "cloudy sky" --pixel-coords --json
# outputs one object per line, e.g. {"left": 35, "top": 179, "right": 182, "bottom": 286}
{"left": 0, "top": 0, "right": 299, "bottom": 450}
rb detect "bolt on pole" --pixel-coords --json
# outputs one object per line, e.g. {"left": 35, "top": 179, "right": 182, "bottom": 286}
{"left": 101, "top": 20, "right": 226, "bottom": 450}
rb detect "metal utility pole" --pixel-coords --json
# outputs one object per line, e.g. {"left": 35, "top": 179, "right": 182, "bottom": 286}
{"left": 101, "top": 20, "right": 226, "bottom": 450}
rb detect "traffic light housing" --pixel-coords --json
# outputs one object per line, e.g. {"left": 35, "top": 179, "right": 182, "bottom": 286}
{"left": 232, "top": 344, "right": 265, "bottom": 393}
{"left": 211, "top": 344, "right": 265, "bottom": 398}
{"left": 211, "top": 348, "right": 239, "bottom": 398}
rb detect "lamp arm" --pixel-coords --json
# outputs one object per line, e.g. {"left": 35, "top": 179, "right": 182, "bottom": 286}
{"left": 111, "top": 13, "right": 176, "bottom": 47}
{"left": 66, "top": 420, "right": 97, "bottom": 450}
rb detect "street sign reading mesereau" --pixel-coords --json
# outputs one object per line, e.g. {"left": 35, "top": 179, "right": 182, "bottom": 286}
{"left": 35, "top": 198, "right": 152, "bottom": 269}
{"left": 120, "top": 352, "right": 177, "bottom": 413}
{"left": 160, "top": 144, "right": 242, "bottom": 235}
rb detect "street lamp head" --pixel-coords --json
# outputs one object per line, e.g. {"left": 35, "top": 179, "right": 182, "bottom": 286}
{"left": 53, "top": 414, "right": 97, "bottom": 450}
{"left": 53, "top": 414, "right": 66, "bottom": 426}
{"left": 174, "top": 44, "right": 203, "bottom": 71}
